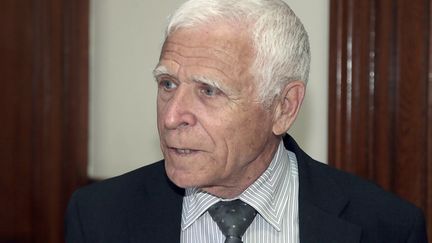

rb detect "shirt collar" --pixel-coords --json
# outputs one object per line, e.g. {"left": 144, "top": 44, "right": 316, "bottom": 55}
{"left": 181, "top": 188, "right": 219, "bottom": 230}
{"left": 240, "top": 141, "right": 292, "bottom": 231}
{"left": 181, "top": 141, "right": 294, "bottom": 231}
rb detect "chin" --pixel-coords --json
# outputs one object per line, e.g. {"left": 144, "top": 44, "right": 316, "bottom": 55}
{"left": 168, "top": 175, "right": 203, "bottom": 189}
{"left": 165, "top": 164, "right": 201, "bottom": 189}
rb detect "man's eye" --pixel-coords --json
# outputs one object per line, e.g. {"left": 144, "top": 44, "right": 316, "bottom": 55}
{"left": 201, "top": 85, "right": 219, "bottom": 97}
{"left": 159, "top": 80, "right": 177, "bottom": 90}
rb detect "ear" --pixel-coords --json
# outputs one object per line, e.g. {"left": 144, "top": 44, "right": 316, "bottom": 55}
{"left": 272, "top": 81, "right": 306, "bottom": 135}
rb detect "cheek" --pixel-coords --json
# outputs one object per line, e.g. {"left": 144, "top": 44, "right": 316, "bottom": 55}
{"left": 223, "top": 109, "right": 273, "bottom": 152}
{"left": 203, "top": 122, "right": 241, "bottom": 165}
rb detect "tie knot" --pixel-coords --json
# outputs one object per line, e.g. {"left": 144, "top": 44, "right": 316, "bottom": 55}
{"left": 208, "top": 199, "right": 257, "bottom": 243}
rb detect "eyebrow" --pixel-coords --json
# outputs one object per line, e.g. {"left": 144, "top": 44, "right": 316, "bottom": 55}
{"left": 153, "top": 65, "right": 236, "bottom": 96}
{"left": 191, "top": 75, "right": 235, "bottom": 95}
{"left": 153, "top": 65, "right": 174, "bottom": 79}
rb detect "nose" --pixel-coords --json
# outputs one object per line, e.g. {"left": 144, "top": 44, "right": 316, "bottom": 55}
{"left": 162, "top": 87, "right": 197, "bottom": 130}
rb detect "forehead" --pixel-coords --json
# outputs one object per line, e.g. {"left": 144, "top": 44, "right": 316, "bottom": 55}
{"left": 158, "top": 23, "right": 255, "bottom": 85}
{"left": 164, "top": 22, "right": 252, "bottom": 58}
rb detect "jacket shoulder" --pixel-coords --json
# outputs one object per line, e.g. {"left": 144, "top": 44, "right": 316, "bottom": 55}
{"left": 304, "top": 158, "right": 427, "bottom": 242}
{"left": 74, "top": 160, "right": 167, "bottom": 199}
{"left": 65, "top": 161, "right": 185, "bottom": 242}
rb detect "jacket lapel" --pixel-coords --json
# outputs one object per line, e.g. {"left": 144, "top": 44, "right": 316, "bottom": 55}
{"left": 284, "top": 135, "right": 362, "bottom": 243}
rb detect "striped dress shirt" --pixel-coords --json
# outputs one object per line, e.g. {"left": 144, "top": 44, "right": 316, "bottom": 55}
{"left": 180, "top": 141, "right": 299, "bottom": 243}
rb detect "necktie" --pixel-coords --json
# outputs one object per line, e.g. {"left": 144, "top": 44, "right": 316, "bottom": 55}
{"left": 208, "top": 199, "right": 257, "bottom": 243}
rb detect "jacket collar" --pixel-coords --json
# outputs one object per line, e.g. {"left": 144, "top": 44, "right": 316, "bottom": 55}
{"left": 283, "top": 135, "right": 362, "bottom": 243}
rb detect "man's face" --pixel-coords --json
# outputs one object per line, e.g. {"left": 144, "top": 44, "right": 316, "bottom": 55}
{"left": 155, "top": 22, "right": 280, "bottom": 197}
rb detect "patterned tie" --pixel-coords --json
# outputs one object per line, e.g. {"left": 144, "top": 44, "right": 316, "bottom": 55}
{"left": 208, "top": 199, "right": 257, "bottom": 243}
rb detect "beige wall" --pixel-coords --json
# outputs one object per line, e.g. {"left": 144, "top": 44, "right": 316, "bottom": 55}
{"left": 89, "top": 0, "right": 329, "bottom": 179}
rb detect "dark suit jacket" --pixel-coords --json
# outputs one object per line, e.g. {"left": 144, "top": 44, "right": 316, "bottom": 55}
{"left": 65, "top": 135, "right": 428, "bottom": 242}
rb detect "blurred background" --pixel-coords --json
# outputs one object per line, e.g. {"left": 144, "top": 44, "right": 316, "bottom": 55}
{"left": 1, "top": 0, "right": 430, "bottom": 242}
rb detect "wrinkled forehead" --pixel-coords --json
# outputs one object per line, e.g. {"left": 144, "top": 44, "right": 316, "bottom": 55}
{"left": 159, "top": 23, "right": 255, "bottom": 78}
{"left": 162, "top": 21, "right": 255, "bottom": 59}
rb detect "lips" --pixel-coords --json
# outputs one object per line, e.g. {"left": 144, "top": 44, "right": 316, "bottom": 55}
{"left": 176, "top": 148, "right": 193, "bottom": 154}
{"left": 168, "top": 147, "right": 199, "bottom": 155}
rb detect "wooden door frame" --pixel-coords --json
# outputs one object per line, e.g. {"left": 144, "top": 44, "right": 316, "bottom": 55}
{"left": 30, "top": 0, "right": 89, "bottom": 241}
{"left": 328, "top": 0, "right": 432, "bottom": 237}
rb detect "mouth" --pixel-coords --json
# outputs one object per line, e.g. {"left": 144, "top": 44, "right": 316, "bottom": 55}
{"left": 168, "top": 147, "right": 199, "bottom": 156}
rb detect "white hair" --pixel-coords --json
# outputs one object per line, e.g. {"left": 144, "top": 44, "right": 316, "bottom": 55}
{"left": 165, "top": 0, "right": 311, "bottom": 106}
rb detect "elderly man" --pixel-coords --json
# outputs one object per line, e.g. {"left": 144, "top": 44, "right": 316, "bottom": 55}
{"left": 66, "top": 0, "right": 427, "bottom": 242}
